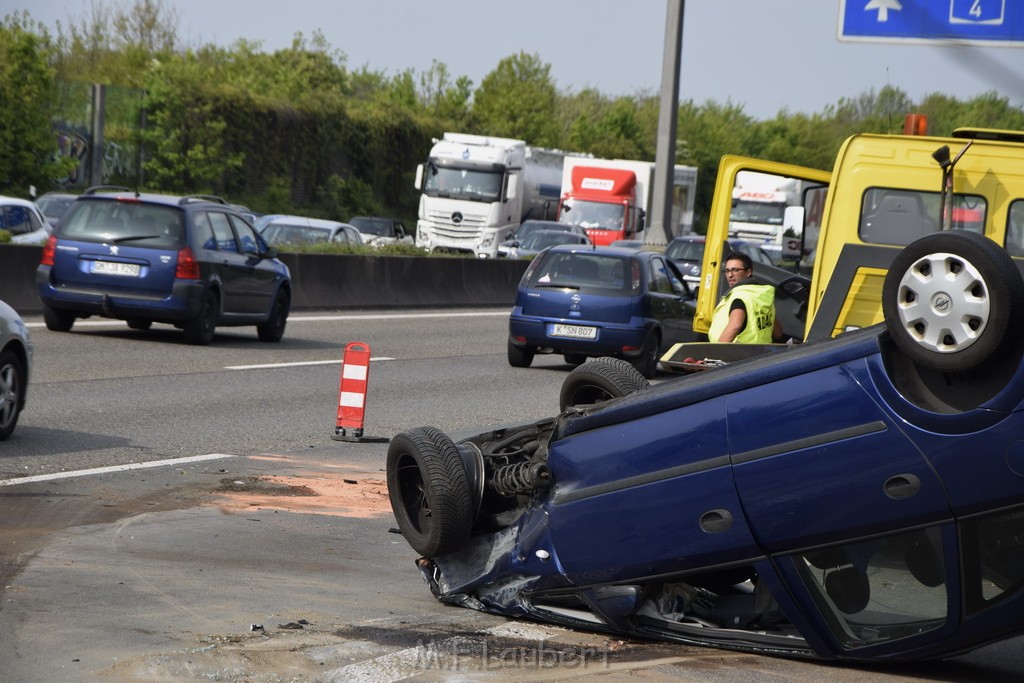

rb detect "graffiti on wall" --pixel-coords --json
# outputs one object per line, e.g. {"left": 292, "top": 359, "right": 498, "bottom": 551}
{"left": 54, "top": 128, "right": 90, "bottom": 187}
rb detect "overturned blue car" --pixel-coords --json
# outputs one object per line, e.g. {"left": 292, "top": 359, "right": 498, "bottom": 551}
{"left": 387, "top": 231, "right": 1024, "bottom": 661}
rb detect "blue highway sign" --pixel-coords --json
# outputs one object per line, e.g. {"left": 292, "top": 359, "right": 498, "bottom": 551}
{"left": 839, "top": 0, "right": 1024, "bottom": 46}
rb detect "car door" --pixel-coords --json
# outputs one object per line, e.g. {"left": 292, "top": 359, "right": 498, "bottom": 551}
{"left": 204, "top": 211, "right": 250, "bottom": 315}
{"left": 647, "top": 255, "right": 695, "bottom": 344}
{"left": 727, "top": 355, "right": 956, "bottom": 653}
{"left": 230, "top": 214, "right": 276, "bottom": 314}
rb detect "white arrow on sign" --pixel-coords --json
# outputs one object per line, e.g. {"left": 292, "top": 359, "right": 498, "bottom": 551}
{"left": 865, "top": 0, "right": 903, "bottom": 22}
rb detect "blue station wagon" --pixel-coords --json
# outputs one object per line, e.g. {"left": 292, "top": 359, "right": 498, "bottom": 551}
{"left": 388, "top": 231, "right": 1024, "bottom": 663}
{"left": 36, "top": 189, "right": 291, "bottom": 345}
{"left": 507, "top": 245, "right": 699, "bottom": 378}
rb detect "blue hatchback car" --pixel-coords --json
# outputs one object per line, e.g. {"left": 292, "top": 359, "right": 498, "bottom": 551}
{"left": 507, "top": 245, "right": 698, "bottom": 378}
{"left": 36, "top": 188, "right": 291, "bottom": 345}
{"left": 388, "top": 231, "right": 1024, "bottom": 663}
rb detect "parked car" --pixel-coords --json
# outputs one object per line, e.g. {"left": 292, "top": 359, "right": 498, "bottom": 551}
{"left": 347, "top": 216, "right": 412, "bottom": 247}
{"left": 34, "top": 192, "right": 78, "bottom": 227}
{"left": 665, "top": 234, "right": 777, "bottom": 285}
{"left": 498, "top": 220, "right": 588, "bottom": 257}
{"left": 0, "top": 298, "right": 31, "bottom": 441}
{"left": 258, "top": 216, "right": 362, "bottom": 247}
{"left": 507, "top": 229, "right": 590, "bottom": 259}
{"left": 0, "top": 196, "right": 50, "bottom": 245}
{"left": 389, "top": 230, "right": 1024, "bottom": 663}
{"left": 507, "top": 245, "right": 698, "bottom": 378}
{"left": 36, "top": 187, "right": 291, "bottom": 345}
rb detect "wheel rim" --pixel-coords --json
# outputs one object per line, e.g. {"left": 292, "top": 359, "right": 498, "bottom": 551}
{"left": 0, "top": 363, "right": 18, "bottom": 431}
{"left": 395, "top": 453, "right": 432, "bottom": 535}
{"left": 896, "top": 251, "right": 990, "bottom": 354}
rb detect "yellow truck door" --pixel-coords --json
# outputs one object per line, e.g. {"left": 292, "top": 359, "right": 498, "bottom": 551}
{"left": 695, "top": 156, "right": 831, "bottom": 338}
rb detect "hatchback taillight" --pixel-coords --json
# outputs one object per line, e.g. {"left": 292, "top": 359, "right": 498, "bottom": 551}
{"left": 40, "top": 235, "right": 57, "bottom": 266}
{"left": 175, "top": 246, "right": 200, "bottom": 279}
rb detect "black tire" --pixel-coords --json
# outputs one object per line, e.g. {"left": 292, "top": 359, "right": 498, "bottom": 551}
{"left": 42, "top": 305, "right": 75, "bottom": 332}
{"left": 563, "top": 353, "right": 586, "bottom": 366}
{"left": 257, "top": 288, "right": 290, "bottom": 342}
{"left": 507, "top": 339, "right": 534, "bottom": 368}
{"left": 0, "top": 350, "right": 25, "bottom": 441}
{"left": 559, "top": 357, "right": 651, "bottom": 412}
{"left": 386, "top": 426, "right": 474, "bottom": 557}
{"left": 183, "top": 289, "right": 218, "bottom": 346}
{"left": 882, "top": 231, "right": 1024, "bottom": 372}
{"left": 126, "top": 319, "right": 152, "bottom": 331}
{"left": 630, "top": 330, "right": 661, "bottom": 379}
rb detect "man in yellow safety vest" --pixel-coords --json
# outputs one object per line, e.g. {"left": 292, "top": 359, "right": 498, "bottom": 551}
{"left": 708, "top": 252, "right": 782, "bottom": 344}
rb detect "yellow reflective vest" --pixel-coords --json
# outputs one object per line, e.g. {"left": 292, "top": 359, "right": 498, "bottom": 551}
{"left": 709, "top": 283, "right": 776, "bottom": 343}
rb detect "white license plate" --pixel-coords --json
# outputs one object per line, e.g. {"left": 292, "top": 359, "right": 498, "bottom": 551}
{"left": 550, "top": 323, "right": 598, "bottom": 340}
{"left": 92, "top": 261, "right": 140, "bottom": 277}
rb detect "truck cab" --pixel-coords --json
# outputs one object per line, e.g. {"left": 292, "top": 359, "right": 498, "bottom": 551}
{"left": 690, "top": 123, "right": 1024, "bottom": 355}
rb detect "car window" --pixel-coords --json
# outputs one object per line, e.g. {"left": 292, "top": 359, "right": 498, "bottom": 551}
{"left": 649, "top": 257, "right": 672, "bottom": 293}
{"left": 530, "top": 252, "right": 634, "bottom": 294}
{"left": 0, "top": 206, "right": 34, "bottom": 235}
{"left": 58, "top": 200, "right": 184, "bottom": 248}
{"left": 665, "top": 239, "right": 704, "bottom": 261}
{"left": 1006, "top": 200, "right": 1024, "bottom": 256}
{"left": 230, "top": 214, "right": 260, "bottom": 255}
{"left": 207, "top": 212, "right": 239, "bottom": 253}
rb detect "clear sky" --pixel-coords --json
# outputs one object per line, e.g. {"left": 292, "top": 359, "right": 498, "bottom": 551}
{"left": 8, "top": 0, "right": 1024, "bottom": 121}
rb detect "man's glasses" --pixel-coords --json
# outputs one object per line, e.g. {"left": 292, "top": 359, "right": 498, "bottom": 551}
{"left": 723, "top": 267, "right": 749, "bottom": 274}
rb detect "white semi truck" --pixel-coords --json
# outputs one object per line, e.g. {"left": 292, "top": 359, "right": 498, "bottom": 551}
{"left": 728, "top": 171, "right": 803, "bottom": 260}
{"left": 413, "top": 133, "right": 567, "bottom": 258}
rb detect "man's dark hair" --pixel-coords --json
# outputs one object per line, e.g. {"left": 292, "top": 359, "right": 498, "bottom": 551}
{"left": 725, "top": 252, "right": 753, "bottom": 271}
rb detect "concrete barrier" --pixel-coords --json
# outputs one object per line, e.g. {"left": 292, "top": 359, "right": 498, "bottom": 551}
{"left": 0, "top": 246, "right": 530, "bottom": 316}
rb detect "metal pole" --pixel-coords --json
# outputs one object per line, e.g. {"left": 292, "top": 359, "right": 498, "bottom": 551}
{"left": 90, "top": 84, "right": 106, "bottom": 186}
{"left": 648, "top": 0, "right": 684, "bottom": 246}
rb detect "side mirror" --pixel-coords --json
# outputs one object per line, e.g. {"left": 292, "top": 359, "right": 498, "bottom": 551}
{"left": 414, "top": 164, "right": 424, "bottom": 190}
{"left": 506, "top": 175, "right": 519, "bottom": 201}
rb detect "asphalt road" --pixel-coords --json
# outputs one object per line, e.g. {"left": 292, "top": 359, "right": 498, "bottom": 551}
{"left": 0, "top": 309, "right": 1022, "bottom": 681}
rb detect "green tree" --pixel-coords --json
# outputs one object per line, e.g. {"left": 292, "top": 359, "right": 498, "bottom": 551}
{"left": 418, "top": 60, "right": 472, "bottom": 129}
{"left": 0, "top": 12, "right": 74, "bottom": 194}
{"left": 472, "top": 52, "right": 558, "bottom": 145}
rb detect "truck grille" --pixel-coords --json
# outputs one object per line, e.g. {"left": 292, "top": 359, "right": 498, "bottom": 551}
{"left": 426, "top": 209, "right": 486, "bottom": 240}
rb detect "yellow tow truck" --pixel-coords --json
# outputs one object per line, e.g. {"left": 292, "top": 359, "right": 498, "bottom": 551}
{"left": 662, "top": 118, "right": 1024, "bottom": 372}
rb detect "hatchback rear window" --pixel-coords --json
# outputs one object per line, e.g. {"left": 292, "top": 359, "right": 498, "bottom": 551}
{"left": 528, "top": 252, "right": 638, "bottom": 295}
{"left": 58, "top": 200, "right": 185, "bottom": 249}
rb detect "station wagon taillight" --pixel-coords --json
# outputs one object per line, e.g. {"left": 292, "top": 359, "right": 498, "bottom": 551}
{"left": 40, "top": 235, "right": 57, "bottom": 266}
{"left": 175, "top": 246, "right": 200, "bottom": 279}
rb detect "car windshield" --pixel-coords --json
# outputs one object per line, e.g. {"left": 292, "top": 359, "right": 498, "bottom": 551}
{"left": 528, "top": 252, "right": 637, "bottom": 295}
{"left": 349, "top": 218, "right": 392, "bottom": 236}
{"left": 731, "top": 201, "right": 785, "bottom": 225}
{"left": 58, "top": 200, "right": 185, "bottom": 249}
{"left": 521, "top": 231, "right": 583, "bottom": 250}
{"left": 665, "top": 239, "right": 705, "bottom": 261}
{"left": 37, "top": 196, "right": 75, "bottom": 220}
{"left": 559, "top": 200, "right": 624, "bottom": 230}
{"left": 262, "top": 223, "right": 331, "bottom": 244}
{"left": 423, "top": 166, "right": 503, "bottom": 202}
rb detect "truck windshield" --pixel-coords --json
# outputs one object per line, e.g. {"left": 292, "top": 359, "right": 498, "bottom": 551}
{"left": 424, "top": 167, "right": 503, "bottom": 202}
{"left": 730, "top": 201, "right": 785, "bottom": 225}
{"left": 559, "top": 200, "right": 624, "bottom": 230}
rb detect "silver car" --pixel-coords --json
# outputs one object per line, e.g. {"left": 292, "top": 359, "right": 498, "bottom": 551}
{"left": 0, "top": 298, "right": 31, "bottom": 440}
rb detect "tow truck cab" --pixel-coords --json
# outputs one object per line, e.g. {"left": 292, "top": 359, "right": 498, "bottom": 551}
{"left": 694, "top": 122, "right": 1024, "bottom": 345}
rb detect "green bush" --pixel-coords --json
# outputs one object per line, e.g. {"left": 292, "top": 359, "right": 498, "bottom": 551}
{"left": 0, "top": 230, "right": 11, "bottom": 244}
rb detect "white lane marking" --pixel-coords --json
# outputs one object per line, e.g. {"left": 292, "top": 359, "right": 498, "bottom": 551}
{"left": 23, "top": 310, "right": 508, "bottom": 328}
{"left": 225, "top": 357, "right": 394, "bottom": 371}
{"left": 0, "top": 453, "right": 237, "bottom": 487}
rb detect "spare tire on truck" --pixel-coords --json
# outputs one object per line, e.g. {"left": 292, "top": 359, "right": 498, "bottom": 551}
{"left": 882, "top": 231, "right": 1024, "bottom": 373}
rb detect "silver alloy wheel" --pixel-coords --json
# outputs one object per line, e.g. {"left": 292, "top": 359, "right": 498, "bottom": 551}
{"left": 895, "top": 250, "right": 990, "bottom": 355}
